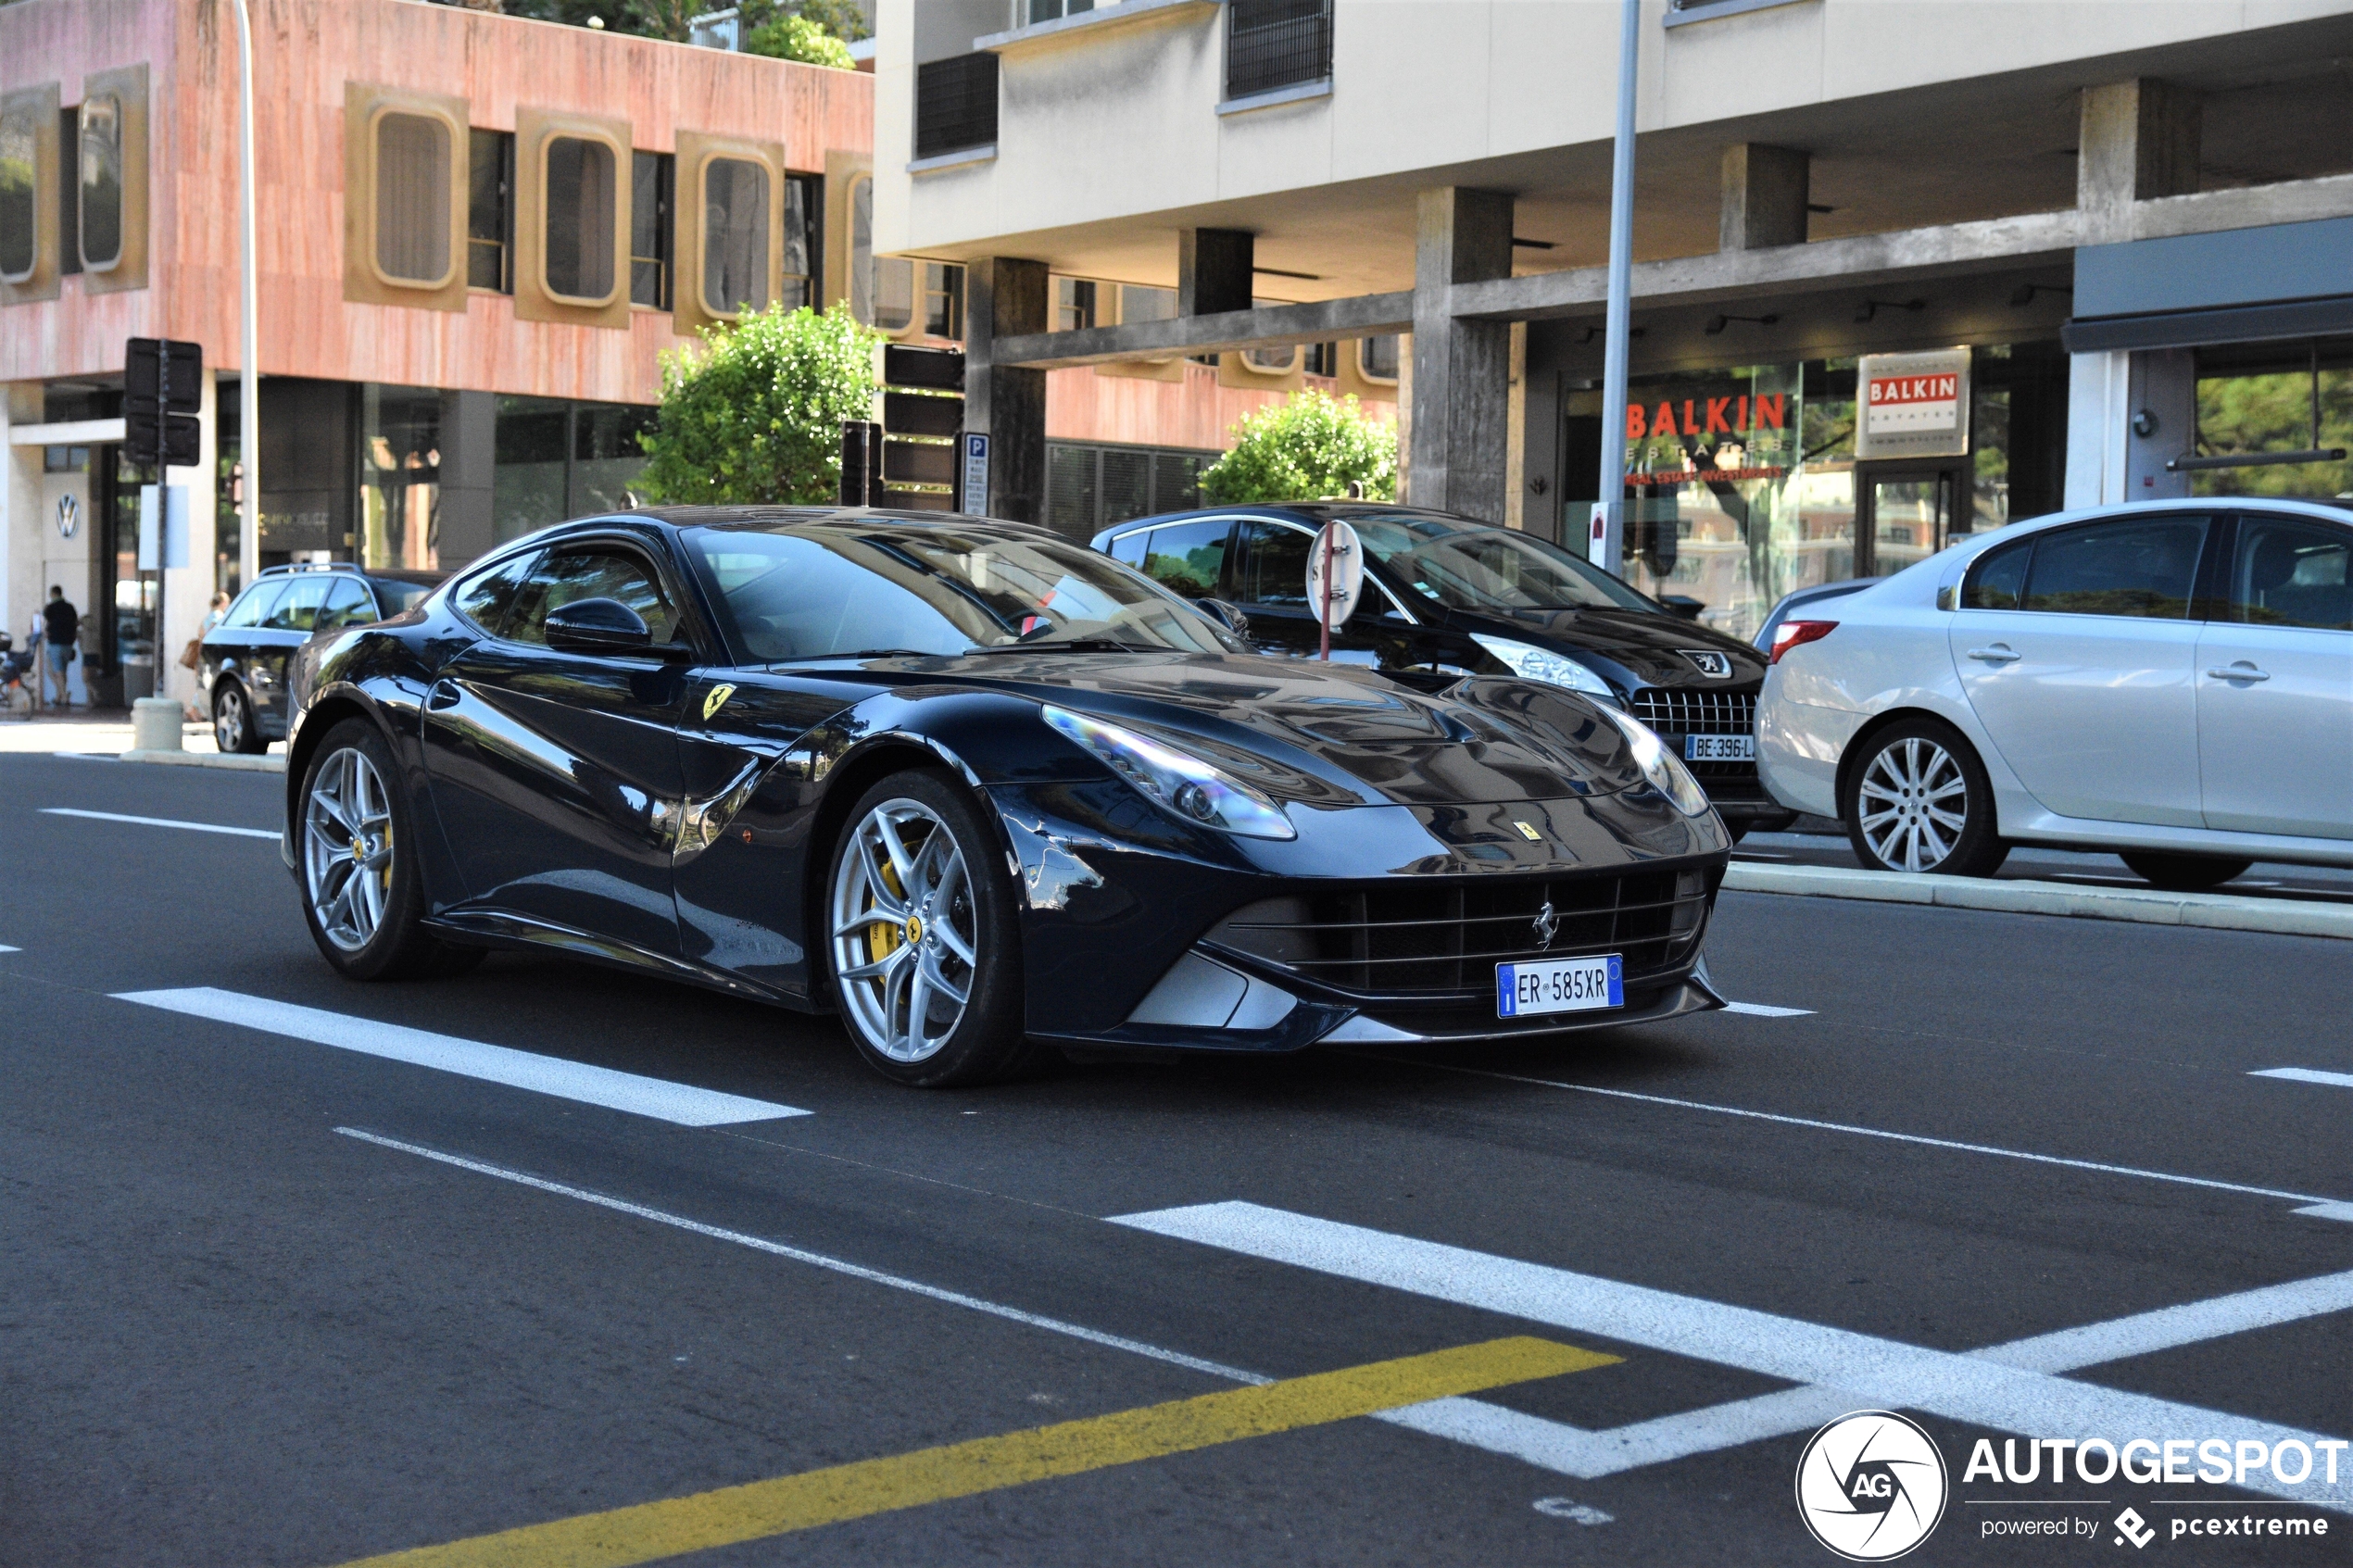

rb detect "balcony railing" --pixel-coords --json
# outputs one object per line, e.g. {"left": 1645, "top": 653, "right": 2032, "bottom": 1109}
{"left": 1226, "top": 0, "right": 1332, "bottom": 102}
{"left": 914, "top": 52, "right": 999, "bottom": 160}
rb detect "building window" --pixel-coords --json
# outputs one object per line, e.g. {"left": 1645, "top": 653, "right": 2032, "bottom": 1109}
{"left": 784, "top": 171, "right": 817, "bottom": 310}
{"left": 630, "top": 151, "right": 672, "bottom": 308}
{"left": 374, "top": 110, "right": 454, "bottom": 285}
{"left": 700, "top": 156, "right": 769, "bottom": 317}
{"left": 1226, "top": 0, "right": 1332, "bottom": 101}
{"left": 57, "top": 106, "right": 80, "bottom": 276}
{"left": 1304, "top": 342, "right": 1339, "bottom": 377}
{"left": 77, "top": 92, "right": 122, "bottom": 270}
{"left": 915, "top": 53, "right": 999, "bottom": 160}
{"left": 849, "top": 173, "right": 913, "bottom": 331}
{"left": 543, "top": 134, "right": 619, "bottom": 303}
{"left": 1055, "top": 278, "right": 1098, "bottom": 332}
{"left": 1026, "top": 0, "right": 1093, "bottom": 21}
{"left": 1358, "top": 335, "right": 1400, "bottom": 383}
{"left": 924, "top": 262, "right": 964, "bottom": 340}
{"left": 0, "top": 99, "right": 33, "bottom": 282}
{"left": 468, "top": 130, "right": 512, "bottom": 292}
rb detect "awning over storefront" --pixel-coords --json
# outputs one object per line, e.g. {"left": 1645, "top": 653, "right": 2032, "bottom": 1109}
{"left": 2063, "top": 216, "right": 2353, "bottom": 353}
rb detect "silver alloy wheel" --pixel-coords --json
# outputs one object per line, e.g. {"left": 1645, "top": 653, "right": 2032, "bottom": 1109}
{"left": 829, "top": 797, "right": 977, "bottom": 1063}
{"left": 215, "top": 685, "right": 247, "bottom": 753}
{"left": 304, "top": 746, "right": 395, "bottom": 952}
{"left": 1856, "top": 735, "right": 1969, "bottom": 872}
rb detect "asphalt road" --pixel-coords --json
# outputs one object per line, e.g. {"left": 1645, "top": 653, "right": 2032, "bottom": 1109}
{"left": 4, "top": 750, "right": 2348, "bottom": 1567}
{"left": 1737, "top": 830, "right": 2353, "bottom": 905}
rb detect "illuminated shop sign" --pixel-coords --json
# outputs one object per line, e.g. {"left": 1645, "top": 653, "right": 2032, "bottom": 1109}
{"left": 1856, "top": 347, "right": 1971, "bottom": 458}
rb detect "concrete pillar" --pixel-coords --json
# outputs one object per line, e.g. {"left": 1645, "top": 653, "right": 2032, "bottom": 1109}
{"left": 963, "top": 257, "right": 1050, "bottom": 525}
{"left": 2078, "top": 80, "right": 2200, "bottom": 240}
{"left": 2064, "top": 349, "right": 2130, "bottom": 508}
{"left": 1408, "top": 188, "right": 1513, "bottom": 521}
{"left": 1719, "top": 144, "right": 1810, "bottom": 252}
{"left": 1177, "top": 229, "right": 1253, "bottom": 318}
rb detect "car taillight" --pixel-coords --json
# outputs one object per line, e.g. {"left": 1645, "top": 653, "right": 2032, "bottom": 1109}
{"left": 1768, "top": 620, "right": 1837, "bottom": 665}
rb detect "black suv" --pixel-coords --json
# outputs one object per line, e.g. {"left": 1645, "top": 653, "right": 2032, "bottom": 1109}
{"left": 1093, "top": 504, "right": 1793, "bottom": 835}
{"left": 200, "top": 564, "right": 443, "bottom": 753}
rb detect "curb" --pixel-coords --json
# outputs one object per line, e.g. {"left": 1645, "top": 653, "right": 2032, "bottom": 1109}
{"left": 120, "top": 748, "right": 288, "bottom": 774}
{"left": 1722, "top": 861, "right": 2353, "bottom": 941}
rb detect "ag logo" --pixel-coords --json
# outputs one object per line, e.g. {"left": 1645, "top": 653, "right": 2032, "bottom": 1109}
{"left": 701, "top": 683, "right": 736, "bottom": 721}
{"left": 1794, "top": 1411, "right": 1947, "bottom": 1561}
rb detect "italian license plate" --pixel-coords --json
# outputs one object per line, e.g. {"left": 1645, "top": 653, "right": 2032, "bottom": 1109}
{"left": 1496, "top": 954, "right": 1624, "bottom": 1018}
{"left": 1684, "top": 734, "right": 1755, "bottom": 762}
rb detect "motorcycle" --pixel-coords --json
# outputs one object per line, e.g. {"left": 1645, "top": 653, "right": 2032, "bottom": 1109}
{"left": 0, "top": 631, "right": 36, "bottom": 719}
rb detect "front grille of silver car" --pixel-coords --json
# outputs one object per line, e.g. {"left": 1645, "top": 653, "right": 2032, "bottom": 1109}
{"left": 1629, "top": 686, "right": 1758, "bottom": 781}
{"left": 1206, "top": 869, "right": 1713, "bottom": 998}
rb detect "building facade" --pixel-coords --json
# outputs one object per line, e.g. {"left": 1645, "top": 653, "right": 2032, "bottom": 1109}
{"left": 1, "top": 0, "right": 869, "bottom": 708}
{"left": 875, "top": 0, "right": 2353, "bottom": 639}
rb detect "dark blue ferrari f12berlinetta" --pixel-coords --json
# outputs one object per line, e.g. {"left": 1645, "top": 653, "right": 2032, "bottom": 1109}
{"left": 283, "top": 508, "right": 1730, "bottom": 1085}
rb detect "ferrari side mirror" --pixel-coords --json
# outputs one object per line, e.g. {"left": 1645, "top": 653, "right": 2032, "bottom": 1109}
{"left": 546, "top": 597, "right": 654, "bottom": 655}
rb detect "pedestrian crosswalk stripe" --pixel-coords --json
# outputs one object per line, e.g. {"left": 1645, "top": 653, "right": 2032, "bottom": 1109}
{"left": 115, "top": 987, "right": 809, "bottom": 1125}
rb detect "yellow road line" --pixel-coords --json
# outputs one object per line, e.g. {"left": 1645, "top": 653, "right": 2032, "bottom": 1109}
{"left": 333, "top": 1336, "right": 1618, "bottom": 1568}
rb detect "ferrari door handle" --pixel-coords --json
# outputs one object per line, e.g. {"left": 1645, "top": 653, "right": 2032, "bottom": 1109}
{"left": 2206, "top": 663, "right": 2271, "bottom": 682}
{"left": 1965, "top": 645, "right": 2020, "bottom": 664}
{"left": 425, "top": 680, "right": 461, "bottom": 710}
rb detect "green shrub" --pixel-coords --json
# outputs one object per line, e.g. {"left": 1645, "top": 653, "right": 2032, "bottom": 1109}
{"left": 1199, "top": 390, "right": 1398, "bottom": 505}
{"left": 636, "top": 305, "right": 880, "bottom": 506}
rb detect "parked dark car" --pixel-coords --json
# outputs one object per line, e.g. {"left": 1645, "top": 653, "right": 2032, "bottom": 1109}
{"left": 1094, "top": 505, "right": 1793, "bottom": 835}
{"left": 200, "top": 563, "right": 444, "bottom": 753}
{"left": 283, "top": 508, "right": 1731, "bottom": 1087}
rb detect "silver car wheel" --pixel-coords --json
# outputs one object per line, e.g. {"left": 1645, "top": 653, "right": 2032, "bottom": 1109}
{"left": 829, "top": 798, "right": 977, "bottom": 1064}
{"left": 1856, "top": 735, "right": 1969, "bottom": 872}
{"left": 304, "top": 746, "right": 395, "bottom": 952}
{"left": 215, "top": 685, "right": 247, "bottom": 753}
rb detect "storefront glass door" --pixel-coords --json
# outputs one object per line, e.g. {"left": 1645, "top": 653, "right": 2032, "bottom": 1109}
{"left": 1858, "top": 463, "right": 1962, "bottom": 577}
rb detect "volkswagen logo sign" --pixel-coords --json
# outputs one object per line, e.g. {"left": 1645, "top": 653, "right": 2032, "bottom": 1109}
{"left": 1680, "top": 648, "right": 1733, "bottom": 678}
{"left": 56, "top": 493, "right": 80, "bottom": 539}
{"left": 1529, "top": 900, "right": 1558, "bottom": 951}
{"left": 1794, "top": 1411, "right": 1947, "bottom": 1561}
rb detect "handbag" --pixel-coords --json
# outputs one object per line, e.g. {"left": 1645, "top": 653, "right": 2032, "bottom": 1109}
{"left": 179, "top": 637, "right": 202, "bottom": 671}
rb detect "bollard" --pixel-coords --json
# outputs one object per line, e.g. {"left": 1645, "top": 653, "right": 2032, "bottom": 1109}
{"left": 132, "top": 696, "right": 184, "bottom": 752}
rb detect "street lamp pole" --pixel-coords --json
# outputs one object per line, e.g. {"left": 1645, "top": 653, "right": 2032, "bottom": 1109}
{"left": 1592, "top": 0, "right": 1641, "bottom": 575}
{"left": 232, "top": 0, "right": 259, "bottom": 590}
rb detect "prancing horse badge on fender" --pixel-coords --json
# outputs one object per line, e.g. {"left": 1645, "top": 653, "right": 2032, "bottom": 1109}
{"left": 702, "top": 683, "right": 737, "bottom": 721}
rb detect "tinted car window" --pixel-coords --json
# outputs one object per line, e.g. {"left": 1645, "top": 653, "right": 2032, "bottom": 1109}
{"left": 1348, "top": 512, "right": 1656, "bottom": 613}
{"left": 686, "top": 523, "right": 1240, "bottom": 660}
{"left": 507, "top": 548, "right": 683, "bottom": 648}
{"left": 316, "top": 577, "right": 378, "bottom": 631}
{"left": 221, "top": 580, "right": 285, "bottom": 629}
{"left": 370, "top": 577, "right": 434, "bottom": 616}
{"left": 263, "top": 577, "right": 330, "bottom": 632}
{"left": 1104, "top": 529, "right": 1149, "bottom": 568}
{"left": 2021, "top": 516, "right": 2208, "bottom": 619}
{"left": 1139, "top": 520, "right": 1231, "bottom": 598}
{"left": 450, "top": 552, "right": 541, "bottom": 637}
{"left": 2227, "top": 517, "right": 2350, "bottom": 631}
{"left": 1962, "top": 537, "right": 2032, "bottom": 610}
{"left": 1237, "top": 521, "right": 1312, "bottom": 608}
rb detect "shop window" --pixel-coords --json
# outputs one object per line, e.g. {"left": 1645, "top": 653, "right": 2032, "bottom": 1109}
{"left": 1055, "top": 278, "right": 1097, "bottom": 332}
{"left": 77, "top": 92, "right": 122, "bottom": 271}
{"left": 0, "top": 99, "right": 34, "bottom": 282}
{"left": 573, "top": 402, "right": 658, "bottom": 514}
{"left": 2188, "top": 339, "right": 2352, "bottom": 503}
{"left": 849, "top": 174, "right": 912, "bottom": 332}
{"left": 630, "top": 151, "right": 672, "bottom": 308}
{"left": 467, "top": 130, "right": 513, "bottom": 292}
{"left": 361, "top": 384, "right": 444, "bottom": 571}
{"left": 542, "top": 134, "right": 618, "bottom": 303}
{"left": 493, "top": 395, "right": 655, "bottom": 543}
{"left": 374, "top": 110, "right": 455, "bottom": 285}
{"left": 701, "top": 156, "right": 769, "bottom": 317}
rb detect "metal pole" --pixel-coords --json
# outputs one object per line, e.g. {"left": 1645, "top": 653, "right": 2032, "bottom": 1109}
{"left": 1592, "top": 0, "right": 1641, "bottom": 574}
{"left": 233, "top": 0, "right": 259, "bottom": 591}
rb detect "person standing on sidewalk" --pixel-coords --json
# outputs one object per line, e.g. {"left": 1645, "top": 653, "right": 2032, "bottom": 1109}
{"left": 41, "top": 586, "right": 79, "bottom": 710}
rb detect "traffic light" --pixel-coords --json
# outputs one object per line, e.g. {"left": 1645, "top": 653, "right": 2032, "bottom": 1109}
{"left": 123, "top": 337, "right": 203, "bottom": 470}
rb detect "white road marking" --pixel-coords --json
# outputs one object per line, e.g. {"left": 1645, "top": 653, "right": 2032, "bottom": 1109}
{"left": 1532, "top": 1498, "right": 1613, "bottom": 1524}
{"left": 117, "top": 988, "right": 809, "bottom": 1126}
{"left": 48, "top": 751, "right": 121, "bottom": 763}
{"left": 1111, "top": 1202, "right": 2353, "bottom": 1511}
{"left": 0, "top": 944, "right": 18, "bottom": 953}
{"left": 2253, "top": 1067, "right": 2353, "bottom": 1091}
{"left": 43, "top": 807, "right": 278, "bottom": 839}
{"left": 1721, "top": 1001, "right": 1813, "bottom": 1017}
{"left": 1361, "top": 1055, "right": 2353, "bottom": 1221}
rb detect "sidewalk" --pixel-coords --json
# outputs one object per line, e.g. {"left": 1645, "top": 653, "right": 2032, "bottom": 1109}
{"left": 0, "top": 709, "right": 287, "bottom": 768}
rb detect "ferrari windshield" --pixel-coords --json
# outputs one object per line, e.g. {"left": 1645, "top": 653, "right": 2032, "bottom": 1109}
{"left": 685, "top": 522, "right": 1242, "bottom": 661}
{"left": 1345, "top": 512, "right": 1657, "bottom": 614}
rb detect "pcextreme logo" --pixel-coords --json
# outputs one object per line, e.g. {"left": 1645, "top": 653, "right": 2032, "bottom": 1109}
{"left": 1795, "top": 1411, "right": 1950, "bottom": 1561}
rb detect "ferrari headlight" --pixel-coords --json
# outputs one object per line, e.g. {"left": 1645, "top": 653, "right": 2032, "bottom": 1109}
{"left": 1469, "top": 634, "right": 1617, "bottom": 699}
{"left": 1042, "top": 705, "right": 1296, "bottom": 840}
{"left": 1604, "top": 707, "right": 1713, "bottom": 817}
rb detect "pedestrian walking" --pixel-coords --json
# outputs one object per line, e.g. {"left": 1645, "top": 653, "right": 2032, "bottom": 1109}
{"left": 40, "top": 586, "right": 79, "bottom": 710}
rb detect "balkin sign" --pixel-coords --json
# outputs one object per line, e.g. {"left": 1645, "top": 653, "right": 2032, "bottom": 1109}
{"left": 1856, "top": 347, "right": 1972, "bottom": 460}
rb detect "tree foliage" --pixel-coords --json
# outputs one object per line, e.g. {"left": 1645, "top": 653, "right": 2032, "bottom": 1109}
{"left": 746, "top": 12, "right": 856, "bottom": 67}
{"left": 635, "top": 305, "right": 880, "bottom": 506}
{"left": 1199, "top": 390, "right": 1398, "bottom": 505}
{"left": 2190, "top": 369, "right": 2352, "bottom": 500}
{"left": 498, "top": 0, "right": 868, "bottom": 44}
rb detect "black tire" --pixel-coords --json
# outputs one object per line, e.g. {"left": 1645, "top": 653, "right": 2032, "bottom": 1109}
{"left": 213, "top": 680, "right": 267, "bottom": 755}
{"left": 1843, "top": 717, "right": 2010, "bottom": 878}
{"left": 824, "top": 769, "right": 1039, "bottom": 1087}
{"left": 296, "top": 719, "right": 483, "bottom": 981}
{"left": 2120, "top": 851, "right": 2253, "bottom": 892}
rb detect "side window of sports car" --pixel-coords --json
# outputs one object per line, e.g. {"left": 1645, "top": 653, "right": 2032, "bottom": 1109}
{"left": 1960, "top": 536, "right": 2032, "bottom": 611}
{"left": 507, "top": 546, "right": 682, "bottom": 648}
{"left": 450, "top": 551, "right": 540, "bottom": 638}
